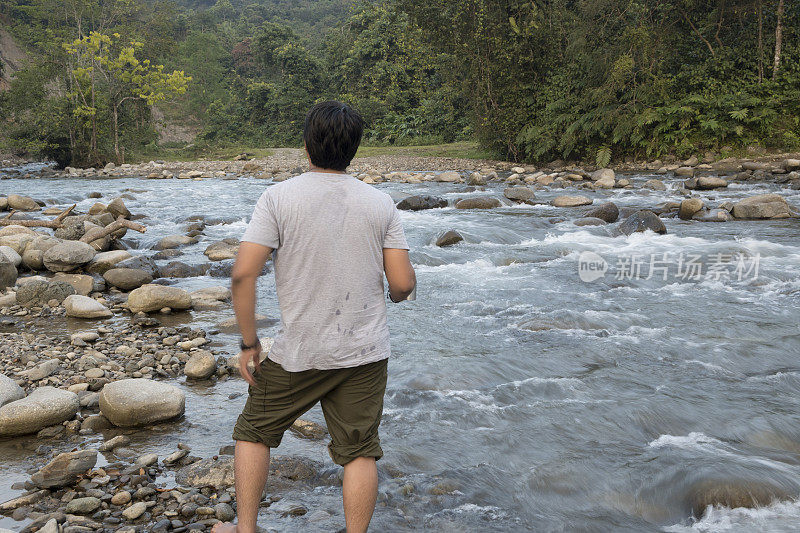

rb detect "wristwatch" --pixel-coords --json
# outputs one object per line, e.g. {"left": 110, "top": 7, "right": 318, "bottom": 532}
{"left": 240, "top": 338, "right": 261, "bottom": 351}
{"left": 387, "top": 289, "right": 400, "bottom": 303}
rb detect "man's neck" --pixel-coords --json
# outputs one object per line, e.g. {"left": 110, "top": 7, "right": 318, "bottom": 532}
{"left": 309, "top": 165, "right": 346, "bottom": 175}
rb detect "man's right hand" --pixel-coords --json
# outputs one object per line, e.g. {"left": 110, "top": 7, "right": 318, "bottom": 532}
{"left": 238, "top": 341, "right": 262, "bottom": 387}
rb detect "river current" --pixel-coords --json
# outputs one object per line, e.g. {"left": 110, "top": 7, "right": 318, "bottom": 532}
{"left": 1, "top": 165, "right": 799, "bottom": 532}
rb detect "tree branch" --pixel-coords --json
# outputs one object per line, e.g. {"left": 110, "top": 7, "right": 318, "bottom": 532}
{"left": 79, "top": 216, "right": 146, "bottom": 243}
{"left": 681, "top": 10, "right": 716, "bottom": 57}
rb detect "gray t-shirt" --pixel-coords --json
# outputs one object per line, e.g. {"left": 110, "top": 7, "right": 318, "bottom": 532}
{"left": 241, "top": 171, "right": 409, "bottom": 372}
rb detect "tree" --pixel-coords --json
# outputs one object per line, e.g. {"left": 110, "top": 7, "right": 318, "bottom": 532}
{"left": 773, "top": 0, "right": 784, "bottom": 79}
{"left": 64, "top": 32, "right": 191, "bottom": 163}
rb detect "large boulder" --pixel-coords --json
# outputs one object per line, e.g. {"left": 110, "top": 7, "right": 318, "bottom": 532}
{"left": 63, "top": 295, "right": 113, "bottom": 319}
{"left": 43, "top": 241, "right": 96, "bottom": 272}
{"left": 0, "top": 374, "right": 24, "bottom": 407}
{"left": 552, "top": 195, "right": 593, "bottom": 208}
{"left": 0, "top": 387, "right": 80, "bottom": 437}
{"left": 103, "top": 268, "right": 152, "bottom": 291}
{"left": 30, "top": 449, "right": 97, "bottom": 488}
{"left": 127, "top": 284, "right": 192, "bottom": 313}
{"left": 584, "top": 202, "right": 619, "bottom": 223}
{"left": 16, "top": 280, "right": 75, "bottom": 307}
{"left": 204, "top": 239, "right": 240, "bottom": 261}
{"left": 184, "top": 351, "right": 217, "bottom": 380}
{"left": 99, "top": 378, "right": 185, "bottom": 427}
{"left": 455, "top": 197, "right": 502, "bottom": 209}
{"left": 0, "top": 256, "right": 17, "bottom": 291}
{"left": 435, "top": 230, "right": 464, "bottom": 247}
{"left": 617, "top": 210, "right": 667, "bottom": 235}
{"left": 396, "top": 195, "right": 448, "bottom": 211}
{"left": 732, "top": 194, "right": 795, "bottom": 219}
{"left": 503, "top": 187, "right": 537, "bottom": 204}
{"left": 7, "top": 194, "right": 40, "bottom": 211}
{"left": 85, "top": 250, "right": 133, "bottom": 274}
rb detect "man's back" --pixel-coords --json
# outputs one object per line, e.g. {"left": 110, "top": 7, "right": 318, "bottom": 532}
{"left": 242, "top": 171, "right": 409, "bottom": 371}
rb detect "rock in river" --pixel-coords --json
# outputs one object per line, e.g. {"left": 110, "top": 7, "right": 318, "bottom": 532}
{"left": 552, "top": 196, "right": 592, "bottom": 208}
{"left": 435, "top": 230, "right": 464, "bottom": 247}
{"left": 695, "top": 176, "right": 728, "bottom": 190}
{"left": 204, "top": 238, "right": 240, "bottom": 261}
{"left": 503, "top": 187, "right": 537, "bottom": 204}
{"left": 7, "top": 194, "right": 40, "bottom": 211}
{"left": 103, "top": 268, "right": 153, "bottom": 291}
{"left": 42, "top": 241, "right": 96, "bottom": 272}
{"left": 0, "top": 387, "right": 80, "bottom": 437}
{"left": 63, "top": 295, "right": 113, "bottom": 319}
{"left": 0, "top": 374, "right": 24, "bottom": 407}
{"left": 126, "top": 284, "right": 192, "bottom": 313}
{"left": 679, "top": 198, "right": 704, "bottom": 220}
{"left": 686, "top": 479, "right": 792, "bottom": 518}
{"left": 732, "top": 194, "right": 795, "bottom": 219}
{"left": 617, "top": 210, "right": 667, "bottom": 235}
{"left": 184, "top": 350, "right": 217, "bottom": 380}
{"left": 99, "top": 378, "right": 185, "bottom": 427}
{"left": 574, "top": 217, "right": 606, "bottom": 227}
{"left": 396, "top": 195, "right": 447, "bottom": 211}
{"left": 455, "top": 197, "right": 502, "bottom": 209}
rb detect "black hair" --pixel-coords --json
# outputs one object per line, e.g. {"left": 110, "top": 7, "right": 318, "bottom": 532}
{"left": 303, "top": 101, "right": 364, "bottom": 172}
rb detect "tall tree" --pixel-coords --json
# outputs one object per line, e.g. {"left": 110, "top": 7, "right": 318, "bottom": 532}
{"left": 772, "top": 0, "right": 784, "bottom": 79}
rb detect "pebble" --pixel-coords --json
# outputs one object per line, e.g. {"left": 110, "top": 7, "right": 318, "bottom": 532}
{"left": 122, "top": 501, "right": 148, "bottom": 520}
{"left": 111, "top": 491, "right": 132, "bottom": 505}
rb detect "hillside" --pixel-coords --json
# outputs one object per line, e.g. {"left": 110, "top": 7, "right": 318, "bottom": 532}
{"left": 0, "top": 26, "right": 26, "bottom": 90}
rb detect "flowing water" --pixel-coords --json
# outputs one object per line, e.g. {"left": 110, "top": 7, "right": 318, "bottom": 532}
{"left": 1, "top": 166, "right": 799, "bottom": 532}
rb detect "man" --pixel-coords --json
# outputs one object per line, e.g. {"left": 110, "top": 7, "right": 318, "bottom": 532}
{"left": 213, "top": 101, "right": 416, "bottom": 533}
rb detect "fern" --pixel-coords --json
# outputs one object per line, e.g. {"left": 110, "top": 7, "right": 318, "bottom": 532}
{"left": 596, "top": 146, "right": 612, "bottom": 168}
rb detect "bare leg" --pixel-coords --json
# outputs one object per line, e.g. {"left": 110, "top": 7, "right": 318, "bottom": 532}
{"left": 342, "top": 457, "right": 378, "bottom": 533}
{"left": 212, "top": 441, "right": 270, "bottom": 533}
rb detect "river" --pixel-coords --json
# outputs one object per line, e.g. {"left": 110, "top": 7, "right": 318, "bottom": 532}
{"left": 1, "top": 164, "right": 799, "bottom": 532}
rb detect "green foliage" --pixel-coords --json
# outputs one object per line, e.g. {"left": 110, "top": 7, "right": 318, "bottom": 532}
{"left": 3, "top": 0, "right": 799, "bottom": 164}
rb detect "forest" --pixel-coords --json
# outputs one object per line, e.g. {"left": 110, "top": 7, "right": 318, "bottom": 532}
{"left": 0, "top": 0, "right": 797, "bottom": 167}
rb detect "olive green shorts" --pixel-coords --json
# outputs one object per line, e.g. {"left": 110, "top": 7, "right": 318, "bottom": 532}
{"left": 232, "top": 357, "right": 388, "bottom": 466}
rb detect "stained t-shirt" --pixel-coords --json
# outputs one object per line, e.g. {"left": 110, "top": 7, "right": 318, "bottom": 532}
{"left": 241, "top": 171, "right": 409, "bottom": 371}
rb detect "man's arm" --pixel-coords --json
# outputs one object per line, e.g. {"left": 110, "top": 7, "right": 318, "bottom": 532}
{"left": 383, "top": 248, "right": 416, "bottom": 302}
{"left": 231, "top": 241, "right": 273, "bottom": 386}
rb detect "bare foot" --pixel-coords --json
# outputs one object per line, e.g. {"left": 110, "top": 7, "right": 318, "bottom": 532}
{"left": 211, "top": 523, "right": 237, "bottom": 533}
